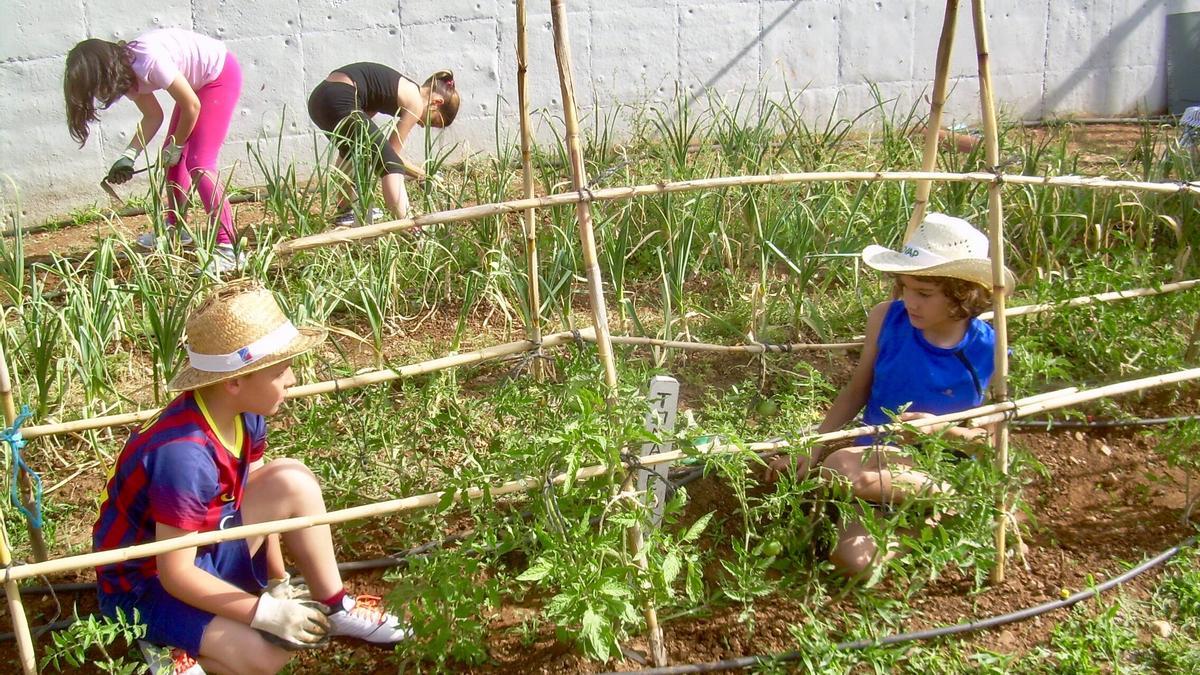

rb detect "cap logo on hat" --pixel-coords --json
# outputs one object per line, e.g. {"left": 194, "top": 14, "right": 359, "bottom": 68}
{"left": 237, "top": 347, "right": 253, "bottom": 363}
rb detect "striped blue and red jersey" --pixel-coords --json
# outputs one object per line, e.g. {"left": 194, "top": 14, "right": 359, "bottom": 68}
{"left": 92, "top": 390, "right": 267, "bottom": 595}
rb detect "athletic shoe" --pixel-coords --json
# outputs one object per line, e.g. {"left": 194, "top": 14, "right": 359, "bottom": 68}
{"left": 325, "top": 594, "right": 411, "bottom": 644}
{"left": 194, "top": 244, "right": 247, "bottom": 277}
{"left": 139, "top": 640, "right": 205, "bottom": 675}
{"left": 332, "top": 208, "right": 386, "bottom": 227}
{"left": 136, "top": 227, "right": 194, "bottom": 250}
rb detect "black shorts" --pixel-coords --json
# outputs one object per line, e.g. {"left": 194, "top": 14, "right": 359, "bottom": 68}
{"left": 307, "top": 81, "right": 406, "bottom": 176}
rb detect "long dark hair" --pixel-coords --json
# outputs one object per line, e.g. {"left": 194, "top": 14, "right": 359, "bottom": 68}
{"left": 64, "top": 39, "right": 136, "bottom": 146}
{"left": 422, "top": 70, "right": 460, "bottom": 127}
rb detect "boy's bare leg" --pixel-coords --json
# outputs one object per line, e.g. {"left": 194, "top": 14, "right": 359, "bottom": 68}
{"left": 197, "top": 615, "right": 290, "bottom": 675}
{"left": 241, "top": 458, "right": 344, "bottom": 601}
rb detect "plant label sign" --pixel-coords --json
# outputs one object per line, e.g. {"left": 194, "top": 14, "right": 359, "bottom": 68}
{"left": 639, "top": 375, "right": 679, "bottom": 527}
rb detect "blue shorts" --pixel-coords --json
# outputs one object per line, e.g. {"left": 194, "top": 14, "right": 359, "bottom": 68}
{"left": 97, "top": 513, "right": 268, "bottom": 655}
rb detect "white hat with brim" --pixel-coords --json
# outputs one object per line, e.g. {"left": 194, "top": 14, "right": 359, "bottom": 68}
{"left": 167, "top": 280, "right": 327, "bottom": 392}
{"left": 861, "top": 212, "right": 1015, "bottom": 291}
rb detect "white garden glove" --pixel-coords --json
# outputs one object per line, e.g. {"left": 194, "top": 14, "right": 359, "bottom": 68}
{"left": 264, "top": 572, "right": 311, "bottom": 601}
{"left": 161, "top": 141, "right": 184, "bottom": 168}
{"left": 250, "top": 592, "right": 330, "bottom": 650}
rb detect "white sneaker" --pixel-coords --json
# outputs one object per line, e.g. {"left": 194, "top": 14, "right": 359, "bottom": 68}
{"left": 136, "top": 227, "right": 194, "bottom": 250}
{"left": 325, "top": 594, "right": 411, "bottom": 645}
{"left": 332, "top": 207, "right": 386, "bottom": 227}
{"left": 194, "top": 244, "right": 246, "bottom": 277}
{"left": 139, "top": 640, "right": 205, "bottom": 675}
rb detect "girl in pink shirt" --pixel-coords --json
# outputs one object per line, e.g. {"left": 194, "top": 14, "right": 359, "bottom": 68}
{"left": 65, "top": 29, "right": 243, "bottom": 273}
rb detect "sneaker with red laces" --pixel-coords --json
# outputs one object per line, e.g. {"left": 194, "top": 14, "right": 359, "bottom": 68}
{"left": 325, "top": 594, "right": 412, "bottom": 644}
{"left": 139, "top": 640, "right": 205, "bottom": 675}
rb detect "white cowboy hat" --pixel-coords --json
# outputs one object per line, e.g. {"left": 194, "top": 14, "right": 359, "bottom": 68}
{"left": 167, "top": 280, "right": 327, "bottom": 391}
{"left": 860, "top": 212, "right": 1015, "bottom": 290}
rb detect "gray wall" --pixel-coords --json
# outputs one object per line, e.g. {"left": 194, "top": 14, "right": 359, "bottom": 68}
{"left": 0, "top": 0, "right": 1184, "bottom": 223}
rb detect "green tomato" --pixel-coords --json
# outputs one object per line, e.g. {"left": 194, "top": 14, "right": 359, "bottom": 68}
{"left": 755, "top": 398, "right": 779, "bottom": 418}
{"left": 761, "top": 540, "right": 783, "bottom": 557}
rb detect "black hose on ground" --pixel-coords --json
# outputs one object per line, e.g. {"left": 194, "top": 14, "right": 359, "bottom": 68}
{"left": 602, "top": 534, "right": 1199, "bottom": 675}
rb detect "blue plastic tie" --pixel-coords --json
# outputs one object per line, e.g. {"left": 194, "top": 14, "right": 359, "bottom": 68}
{"left": 4, "top": 405, "right": 43, "bottom": 530}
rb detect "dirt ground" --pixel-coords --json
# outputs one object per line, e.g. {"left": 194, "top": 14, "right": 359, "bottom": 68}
{"left": 2, "top": 123, "right": 1196, "bottom": 672}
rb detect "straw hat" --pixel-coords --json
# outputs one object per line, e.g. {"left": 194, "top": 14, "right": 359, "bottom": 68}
{"left": 167, "top": 280, "right": 327, "bottom": 391}
{"left": 860, "top": 212, "right": 1015, "bottom": 290}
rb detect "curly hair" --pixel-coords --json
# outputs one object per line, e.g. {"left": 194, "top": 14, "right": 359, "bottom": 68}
{"left": 64, "top": 39, "right": 135, "bottom": 146}
{"left": 892, "top": 275, "right": 993, "bottom": 319}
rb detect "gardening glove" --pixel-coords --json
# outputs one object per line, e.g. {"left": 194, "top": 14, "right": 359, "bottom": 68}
{"left": 250, "top": 592, "right": 330, "bottom": 650}
{"left": 105, "top": 147, "right": 139, "bottom": 184}
{"left": 265, "top": 572, "right": 311, "bottom": 601}
{"left": 161, "top": 141, "right": 184, "bottom": 168}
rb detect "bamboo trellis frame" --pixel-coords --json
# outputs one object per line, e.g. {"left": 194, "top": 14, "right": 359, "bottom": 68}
{"left": 272, "top": 171, "right": 1200, "bottom": 254}
{"left": 2, "top": 2, "right": 1198, "bottom": 671}
{"left": 6, "top": 366, "right": 1198, "bottom": 584}
{"left": 12, "top": 279, "right": 1195, "bottom": 443}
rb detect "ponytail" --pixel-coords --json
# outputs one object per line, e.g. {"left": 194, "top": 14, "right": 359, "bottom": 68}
{"left": 64, "top": 39, "right": 135, "bottom": 146}
{"left": 422, "top": 70, "right": 460, "bottom": 127}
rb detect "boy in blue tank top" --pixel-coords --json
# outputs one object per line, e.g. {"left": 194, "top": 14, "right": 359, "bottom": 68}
{"left": 765, "top": 213, "right": 1015, "bottom": 577}
{"left": 93, "top": 281, "right": 410, "bottom": 675}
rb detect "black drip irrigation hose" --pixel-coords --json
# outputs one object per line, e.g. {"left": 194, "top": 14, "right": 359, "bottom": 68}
{"left": 603, "top": 534, "right": 1199, "bottom": 675}
{"left": 1011, "top": 414, "right": 1200, "bottom": 430}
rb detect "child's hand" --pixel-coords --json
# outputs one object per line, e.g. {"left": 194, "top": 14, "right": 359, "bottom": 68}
{"left": 265, "top": 572, "right": 311, "bottom": 601}
{"left": 106, "top": 156, "right": 135, "bottom": 184}
{"left": 251, "top": 593, "right": 330, "bottom": 649}
{"left": 162, "top": 142, "right": 184, "bottom": 168}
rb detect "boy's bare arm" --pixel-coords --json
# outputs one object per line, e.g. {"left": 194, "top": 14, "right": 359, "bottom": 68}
{"left": 156, "top": 522, "right": 259, "bottom": 624}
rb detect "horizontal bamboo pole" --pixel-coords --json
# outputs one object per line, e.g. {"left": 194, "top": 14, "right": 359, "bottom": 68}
{"left": 21, "top": 329, "right": 592, "bottom": 440}
{"left": 978, "top": 278, "right": 1200, "bottom": 321}
{"left": 596, "top": 280, "right": 1199, "bottom": 356}
{"left": 274, "top": 171, "right": 1200, "bottom": 254}
{"left": 603, "top": 335, "right": 863, "bottom": 353}
{"left": 11, "top": 369, "right": 1198, "bottom": 582}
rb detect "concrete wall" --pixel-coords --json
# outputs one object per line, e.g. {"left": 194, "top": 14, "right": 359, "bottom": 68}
{"left": 0, "top": 0, "right": 1179, "bottom": 223}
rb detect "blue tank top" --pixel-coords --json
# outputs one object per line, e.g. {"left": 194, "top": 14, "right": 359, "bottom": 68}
{"left": 858, "top": 300, "right": 995, "bottom": 445}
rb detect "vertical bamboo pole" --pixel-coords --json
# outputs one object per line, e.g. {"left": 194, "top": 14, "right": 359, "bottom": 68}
{"left": 971, "top": 0, "right": 1012, "bottom": 584}
{"left": 550, "top": 0, "right": 664, "bottom": 665}
{"left": 906, "top": 0, "right": 961, "bottom": 239}
{"left": 516, "top": 0, "right": 544, "bottom": 379}
{"left": 0, "top": 346, "right": 39, "bottom": 673}
{"left": 548, "top": 0, "right": 618, "bottom": 394}
{"left": 0, "top": 343, "right": 47, "bottom": 562}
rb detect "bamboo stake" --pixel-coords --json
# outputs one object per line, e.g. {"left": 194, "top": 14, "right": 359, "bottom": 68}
{"left": 272, "top": 172, "right": 1200, "bottom": 254}
{"left": 10, "top": 368, "right": 1200, "bottom": 584}
{"left": 550, "top": 0, "right": 619, "bottom": 396}
{"left": 907, "top": 0, "right": 960, "bottom": 238}
{"left": 516, "top": 0, "right": 544, "bottom": 379}
{"left": 21, "top": 329, "right": 589, "bottom": 440}
{"left": 548, "top": 0, "right": 662, "bottom": 664}
{"left": 17, "top": 277, "right": 1198, "bottom": 442}
{"left": 0, "top": 342, "right": 47, "bottom": 562}
{"left": 971, "top": 0, "right": 1012, "bottom": 585}
{"left": 0, "top": 342, "right": 38, "bottom": 673}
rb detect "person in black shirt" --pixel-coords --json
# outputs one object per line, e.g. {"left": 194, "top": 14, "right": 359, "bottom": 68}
{"left": 307, "top": 63, "right": 460, "bottom": 226}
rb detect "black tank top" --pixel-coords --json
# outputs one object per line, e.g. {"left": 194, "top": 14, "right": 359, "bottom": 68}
{"left": 333, "top": 62, "right": 410, "bottom": 117}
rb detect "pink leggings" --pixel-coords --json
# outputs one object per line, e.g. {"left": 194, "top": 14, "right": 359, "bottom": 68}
{"left": 165, "top": 53, "right": 242, "bottom": 245}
